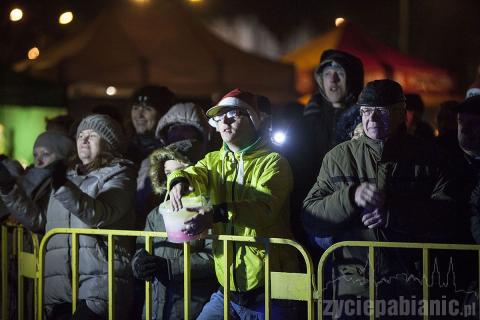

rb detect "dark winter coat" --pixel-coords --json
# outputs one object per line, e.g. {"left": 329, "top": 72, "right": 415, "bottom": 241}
{"left": 1, "top": 167, "right": 53, "bottom": 231}
{"left": 132, "top": 208, "right": 216, "bottom": 320}
{"left": 302, "top": 133, "right": 455, "bottom": 296}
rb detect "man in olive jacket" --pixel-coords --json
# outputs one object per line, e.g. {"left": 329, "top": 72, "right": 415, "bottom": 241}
{"left": 302, "top": 80, "right": 455, "bottom": 318}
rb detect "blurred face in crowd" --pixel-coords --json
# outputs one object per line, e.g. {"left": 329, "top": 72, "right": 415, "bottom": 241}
{"left": 164, "top": 159, "right": 187, "bottom": 177}
{"left": 131, "top": 104, "right": 158, "bottom": 134}
{"left": 458, "top": 112, "right": 480, "bottom": 158}
{"left": 361, "top": 105, "right": 405, "bottom": 140}
{"left": 77, "top": 129, "right": 103, "bottom": 165}
{"left": 213, "top": 107, "right": 257, "bottom": 151}
{"left": 322, "top": 64, "right": 347, "bottom": 108}
{"left": 33, "top": 147, "right": 57, "bottom": 168}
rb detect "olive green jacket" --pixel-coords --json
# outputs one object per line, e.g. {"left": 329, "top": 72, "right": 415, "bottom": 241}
{"left": 302, "top": 134, "right": 455, "bottom": 296}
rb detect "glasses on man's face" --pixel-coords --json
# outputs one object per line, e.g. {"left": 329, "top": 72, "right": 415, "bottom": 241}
{"left": 359, "top": 107, "right": 390, "bottom": 117}
{"left": 212, "top": 109, "right": 246, "bottom": 122}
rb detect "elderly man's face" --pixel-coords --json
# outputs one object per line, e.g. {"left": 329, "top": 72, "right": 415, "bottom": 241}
{"left": 458, "top": 112, "right": 480, "bottom": 157}
{"left": 361, "top": 106, "right": 405, "bottom": 140}
{"left": 322, "top": 65, "right": 347, "bottom": 106}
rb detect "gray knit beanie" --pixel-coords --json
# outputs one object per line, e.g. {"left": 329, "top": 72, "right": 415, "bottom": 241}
{"left": 76, "top": 114, "right": 125, "bottom": 154}
{"left": 34, "top": 131, "right": 75, "bottom": 160}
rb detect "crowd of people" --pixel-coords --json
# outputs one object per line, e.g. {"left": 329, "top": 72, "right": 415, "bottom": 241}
{"left": 0, "top": 48, "right": 480, "bottom": 320}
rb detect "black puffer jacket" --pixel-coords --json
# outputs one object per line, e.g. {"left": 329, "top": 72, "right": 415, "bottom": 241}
{"left": 293, "top": 50, "right": 364, "bottom": 224}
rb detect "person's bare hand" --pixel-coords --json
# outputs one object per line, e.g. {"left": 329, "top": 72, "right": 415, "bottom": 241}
{"left": 182, "top": 207, "right": 213, "bottom": 236}
{"left": 169, "top": 182, "right": 193, "bottom": 211}
{"left": 354, "top": 183, "right": 385, "bottom": 209}
{"left": 361, "top": 208, "right": 386, "bottom": 229}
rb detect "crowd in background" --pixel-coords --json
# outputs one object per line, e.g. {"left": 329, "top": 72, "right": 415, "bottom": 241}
{"left": 0, "top": 48, "right": 480, "bottom": 320}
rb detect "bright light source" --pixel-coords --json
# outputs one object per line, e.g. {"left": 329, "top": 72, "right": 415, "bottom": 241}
{"left": 335, "top": 17, "right": 345, "bottom": 27}
{"left": 189, "top": 0, "right": 203, "bottom": 3}
{"left": 10, "top": 8, "right": 23, "bottom": 22}
{"left": 272, "top": 131, "right": 286, "bottom": 145}
{"left": 27, "top": 47, "right": 40, "bottom": 60}
{"left": 131, "top": 0, "right": 150, "bottom": 3}
{"left": 106, "top": 86, "right": 117, "bottom": 96}
{"left": 59, "top": 11, "right": 73, "bottom": 25}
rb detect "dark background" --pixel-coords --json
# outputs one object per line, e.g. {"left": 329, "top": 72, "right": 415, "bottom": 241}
{"left": 1, "top": 0, "right": 480, "bottom": 90}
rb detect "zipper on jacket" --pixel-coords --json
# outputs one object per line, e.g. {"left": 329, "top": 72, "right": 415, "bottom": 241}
{"left": 230, "top": 153, "right": 239, "bottom": 291}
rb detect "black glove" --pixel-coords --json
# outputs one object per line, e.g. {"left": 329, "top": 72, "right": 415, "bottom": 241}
{"left": 0, "top": 161, "right": 15, "bottom": 193}
{"left": 133, "top": 249, "right": 170, "bottom": 283}
{"left": 72, "top": 300, "right": 101, "bottom": 320}
{"left": 51, "top": 161, "right": 68, "bottom": 191}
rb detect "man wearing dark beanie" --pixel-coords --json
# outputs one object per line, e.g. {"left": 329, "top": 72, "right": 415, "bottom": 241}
{"left": 303, "top": 80, "right": 455, "bottom": 319}
{"left": 126, "top": 85, "right": 175, "bottom": 164}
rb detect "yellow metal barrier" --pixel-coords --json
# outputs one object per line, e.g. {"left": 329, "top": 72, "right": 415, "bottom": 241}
{"left": 1, "top": 223, "right": 40, "bottom": 320}
{"left": 317, "top": 241, "right": 480, "bottom": 320}
{"left": 37, "top": 228, "right": 315, "bottom": 320}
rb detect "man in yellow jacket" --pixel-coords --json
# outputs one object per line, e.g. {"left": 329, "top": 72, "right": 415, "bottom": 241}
{"left": 168, "top": 88, "right": 298, "bottom": 319}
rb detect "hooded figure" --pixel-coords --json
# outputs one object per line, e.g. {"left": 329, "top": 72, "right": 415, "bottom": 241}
{"left": 304, "top": 49, "right": 364, "bottom": 158}
{"left": 131, "top": 141, "right": 216, "bottom": 320}
{"left": 155, "top": 102, "right": 210, "bottom": 162}
{"left": 291, "top": 50, "right": 364, "bottom": 248}
{"left": 134, "top": 103, "right": 210, "bottom": 230}
{"left": 0, "top": 132, "right": 74, "bottom": 229}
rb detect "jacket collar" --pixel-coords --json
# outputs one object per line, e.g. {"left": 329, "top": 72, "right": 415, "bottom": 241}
{"left": 220, "top": 136, "right": 270, "bottom": 160}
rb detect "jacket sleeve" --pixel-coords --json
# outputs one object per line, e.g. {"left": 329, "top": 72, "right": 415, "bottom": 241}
{"left": 52, "top": 169, "right": 136, "bottom": 228}
{"left": 301, "top": 153, "right": 359, "bottom": 236}
{"left": 224, "top": 156, "right": 293, "bottom": 229}
{"left": 167, "top": 155, "right": 210, "bottom": 196}
{"left": 0, "top": 183, "right": 46, "bottom": 233}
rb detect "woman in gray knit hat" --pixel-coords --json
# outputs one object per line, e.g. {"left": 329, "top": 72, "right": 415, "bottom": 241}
{"left": 1, "top": 114, "right": 136, "bottom": 319}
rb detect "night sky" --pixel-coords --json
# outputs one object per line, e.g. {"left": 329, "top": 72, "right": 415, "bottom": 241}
{"left": 1, "top": 0, "right": 480, "bottom": 89}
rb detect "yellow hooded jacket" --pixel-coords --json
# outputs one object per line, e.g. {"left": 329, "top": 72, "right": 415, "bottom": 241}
{"left": 167, "top": 138, "right": 295, "bottom": 292}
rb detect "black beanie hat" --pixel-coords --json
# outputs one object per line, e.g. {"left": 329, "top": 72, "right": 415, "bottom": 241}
{"left": 357, "top": 79, "right": 406, "bottom": 107}
{"left": 131, "top": 85, "right": 175, "bottom": 114}
{"left": 455, "top": 95, "right": 480, "bottom": 115}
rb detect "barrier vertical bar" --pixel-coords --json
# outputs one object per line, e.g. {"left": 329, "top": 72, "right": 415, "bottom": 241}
{"left": 17, "top": 226, "right": 24, "bottom": 320}
{"left": 223, "top": 239, "right": 230, "bottom": 320}
{"left": 145, "top": 236, "right": 152, "bottom": 320}
{"left": 71, "top": 232, "right": 79, "bottom": 313}
{"left": 183, "top": 241, "right": 191, "bottom": 320}
{"left": 264, "top": 242, "right": 271, "bottom": 320}
{"left": 1, "top": 225, "right": 8, "bottom": 320}
{"left": 32, "top": 232, "right": 39, "bottom": 320}
{"left": 423, "top": 248, "right": 429, "bottom": 320}
{"left": 368, "top": 246, "right": 375, "bottom": 320}
{"left": 108, "top": 234, "right": 115, "bottom": 320}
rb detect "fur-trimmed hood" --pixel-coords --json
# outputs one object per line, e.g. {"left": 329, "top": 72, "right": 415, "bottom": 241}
{"left": 148, "top": 140, "right": 193, "bottom": 195}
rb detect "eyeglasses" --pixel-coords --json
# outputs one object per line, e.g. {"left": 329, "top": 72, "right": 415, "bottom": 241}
{"left": 211, "top": 109, "right": 247, "bottom": 122}
{"left": 359, "top": 107, "right": 390, "bottom": 117}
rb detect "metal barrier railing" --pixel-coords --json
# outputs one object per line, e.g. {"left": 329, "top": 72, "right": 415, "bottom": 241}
{"left": 37, "top": 228, "right": 315, "bottom": 320}
{"left": 1, "top": 223, "right": 40, "bottom": 320}
{"left": 317, "top": 241, "right": 480, "bottom": 320}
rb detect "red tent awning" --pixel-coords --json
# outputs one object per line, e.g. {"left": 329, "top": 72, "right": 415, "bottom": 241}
{"left": 282, "top": 23, "right": 459, "bottom": 106}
